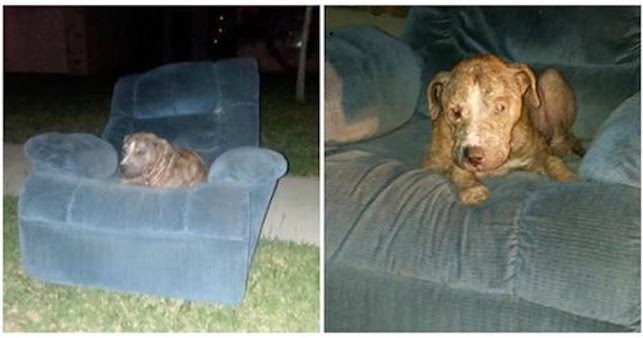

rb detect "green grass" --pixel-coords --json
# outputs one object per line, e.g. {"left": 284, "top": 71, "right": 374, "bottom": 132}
{"left": 3, "top": 196, "right": 319, "bottom": 332}
{"left": 4, "top": 72, "right": 319, "bottom": 176}
{"left": 4, "top": 74, "right": 113, "bottom": 142}
{"left": 260, "top": 75, "right": 319, "bottom": 176}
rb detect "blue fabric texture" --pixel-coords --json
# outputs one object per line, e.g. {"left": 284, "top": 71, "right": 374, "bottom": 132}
{"left": 325, "top": 26, "right": 421, "bottom": 145}
{"left": 24, "top": 132, "right": 118, "bottom": 179}
{"left": 209, "top": 146, "right": 288, "bottom": 186}
{"left": 18, "top": 59, "right": 287, "bottom": 305}
{"left": 580, "top": 92, "right": 641, "bottom": 188}
{"left": 325, "top": 7, "right": 641, "bottom": 332}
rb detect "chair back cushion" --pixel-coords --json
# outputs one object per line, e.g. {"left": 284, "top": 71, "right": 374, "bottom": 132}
{"left": 104, "top": 58, "right": 260, "bottom": 165}
{"left": 134, "top": 62, "right": 218, "bottom": 119}
{"left": 402, "top": 7, "right": 641, "bottom": 140}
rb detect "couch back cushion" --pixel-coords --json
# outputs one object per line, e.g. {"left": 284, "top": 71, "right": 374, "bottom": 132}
{"left": 403, "top": 6, "right": 641, "bottom": 140}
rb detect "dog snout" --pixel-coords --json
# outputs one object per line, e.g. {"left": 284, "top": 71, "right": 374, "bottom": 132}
{"left": 460, "top": 146, "right": 485, "bottom": 169}
{"left": 119, "top": 161, "right": 136, "bottom": 178}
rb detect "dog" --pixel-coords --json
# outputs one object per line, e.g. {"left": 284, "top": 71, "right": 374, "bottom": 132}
{"left": 120, "top": 132, "right": 207, "bottom": 188}
{"left": 422, "top": 54, "right": 583, "bottom": 205}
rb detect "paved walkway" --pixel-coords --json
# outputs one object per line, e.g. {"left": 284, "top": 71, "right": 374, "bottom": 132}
{"left": 3, "top": 143, "right": 319, "bottom": 246}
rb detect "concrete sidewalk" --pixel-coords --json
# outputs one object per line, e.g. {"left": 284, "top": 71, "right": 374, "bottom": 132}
{"left": 3, "top": 143, "right": 319, "bottom": 246}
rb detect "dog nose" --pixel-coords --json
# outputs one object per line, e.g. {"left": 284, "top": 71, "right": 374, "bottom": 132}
{"left": 463, "top": 146, "right": 484, "bottom": 167}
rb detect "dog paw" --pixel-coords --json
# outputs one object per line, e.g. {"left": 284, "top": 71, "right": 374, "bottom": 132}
{"left": 459, "top": 185, "right": 490, "bottom": 205}
{"left": 545, "top": 155, "right": 580, "bottom": 182}
{"left": 550, "top": 142, "right": 572, "bottom": 158}
{"left": 558, "top": 170, "right": 580, "bottom": 182}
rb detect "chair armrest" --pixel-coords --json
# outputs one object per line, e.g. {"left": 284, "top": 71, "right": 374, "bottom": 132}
{"left": 24, "top": 132, "right": 118, "bottom": 179}
{"left": 326, "top": 149, "right": 640, "bottom": 329}
{"left": 325, "top": 26, "right": 421, "bottom": 145}
{"left": 209, "top": 146, "right": 287, "bottom": 186}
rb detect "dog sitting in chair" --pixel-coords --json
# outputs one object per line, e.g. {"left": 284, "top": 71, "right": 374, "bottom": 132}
{"left": 120, "top": 132, "right": 207, "bottom": 188}
{"left": 423, "top": 54, "right": 584, "bottom": 205}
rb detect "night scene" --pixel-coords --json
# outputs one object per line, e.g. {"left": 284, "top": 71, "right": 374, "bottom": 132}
{"left": 4, "top": 6, "right": 319, "bottom": 332}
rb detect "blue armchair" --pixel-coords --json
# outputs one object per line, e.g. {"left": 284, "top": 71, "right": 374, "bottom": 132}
{"left": 18, "top": 59, "right": 287, "bottom": 305}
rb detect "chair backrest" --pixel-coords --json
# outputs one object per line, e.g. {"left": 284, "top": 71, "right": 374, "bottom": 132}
{"left": 103, "top": 58, "right": 260, "bottom": 165}
{"left": 402, "top": 6, "right": 641, "bottom": 140}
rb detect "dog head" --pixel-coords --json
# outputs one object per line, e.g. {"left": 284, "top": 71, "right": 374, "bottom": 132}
{"left": 120, "top": 132, "right": 172, "bottom": 179}
{"left": 427, "top": 54, "right": 541, "bottom": 172}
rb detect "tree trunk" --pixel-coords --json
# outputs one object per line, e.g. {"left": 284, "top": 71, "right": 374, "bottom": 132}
{"left": 296, "top": 6, "right": 313, "bottom": 103}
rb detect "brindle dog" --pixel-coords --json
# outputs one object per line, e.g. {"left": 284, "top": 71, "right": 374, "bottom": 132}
{"left": 120, "top": 132, "right": 207, "bottom": 188}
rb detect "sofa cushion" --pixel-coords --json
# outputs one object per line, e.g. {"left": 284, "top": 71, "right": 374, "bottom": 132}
{"left": 325, "top": 26, "right": 421, "bottom": 145}
{"left": 580, "top": 93, "right": 640, "bottom": 188}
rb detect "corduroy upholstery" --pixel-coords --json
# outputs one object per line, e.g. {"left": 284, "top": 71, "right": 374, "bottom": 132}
{"left": 325, "top": 7, "right": 640, "bottom": 332}
{"left": 18, "top": 59, "right": 287, "bottom": 305}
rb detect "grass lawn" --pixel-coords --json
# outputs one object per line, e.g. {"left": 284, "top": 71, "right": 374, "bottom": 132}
{"left": 3, "top": 197, "right": 319, "bottom": 332}
{"left": 4, "top": 72, "right": 319, "bottom": 176}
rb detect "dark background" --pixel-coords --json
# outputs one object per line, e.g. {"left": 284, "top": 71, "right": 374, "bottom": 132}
{"left": 4, "top": 6, "right": 320, "bottom": 176}
{"left": 4, "top": 6, "right": 319, "bottom": 76}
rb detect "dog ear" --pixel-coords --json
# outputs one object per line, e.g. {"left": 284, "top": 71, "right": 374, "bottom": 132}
{"left": 427, "top": 71, "right": 451, "bottom": 121}
{"left": 123, "top": 135, "right": 131, "bottom": 146}
{"left": 512, "top": 63, "right": 541, "bottom": 107}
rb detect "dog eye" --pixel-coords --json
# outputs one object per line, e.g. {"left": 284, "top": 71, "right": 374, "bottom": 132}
{"left": 451, "top": 108, "right": 462, "bottom": 121}
{"left": 135, "top": 150, "right": 145, "bottom": 156}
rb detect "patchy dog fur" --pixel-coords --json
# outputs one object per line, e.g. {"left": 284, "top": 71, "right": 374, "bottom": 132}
{"left": 120, "top": 132, "right": 207, "bottom": 188}
{"left": 423, "top": 54, "right": 582, "bottom": 205}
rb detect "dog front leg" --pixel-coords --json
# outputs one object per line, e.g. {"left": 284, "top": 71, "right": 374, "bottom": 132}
{"left": 121, "top": 176, "right": 147, "bottom": 186}
{"left": 448, "top": 166, "right": 490, "bottom": 205}
{"left": 542, "top": 155, "right": 579, "bottom": 182}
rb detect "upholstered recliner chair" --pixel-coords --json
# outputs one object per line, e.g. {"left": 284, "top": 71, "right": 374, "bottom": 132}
{"left": 18, "top": 58, "right": 287, "bottom": 305}
{"left": 325, "top": 7, "right": 640, "bottom": 331}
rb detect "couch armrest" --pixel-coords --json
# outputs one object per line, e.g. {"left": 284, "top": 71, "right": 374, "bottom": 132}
{"left": 209, "top": 146, "right": 287, "bottom": 186}
{"left": 24, "top": 132, "right": 118, "bottom": 179}
{"left": 580, "top": 92, "right": 640, "bottom": 188}
{"left": 326, "top": 149, "right": 640, "bottom": 330}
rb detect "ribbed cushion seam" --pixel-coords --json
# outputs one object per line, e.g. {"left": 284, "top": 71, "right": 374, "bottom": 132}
{"left": 65, "top": 180, "right": 81, "bottom": 225}
{"left": 328, "top": 260, "right": 638, "bottom": 330}
{"left": 20, "top": 219, "right": 247, "bottom": 242}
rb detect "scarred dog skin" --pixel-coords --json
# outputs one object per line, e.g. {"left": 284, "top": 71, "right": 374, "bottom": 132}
{"left": 422, "top": 54, "right": 582, "bottom": 205}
